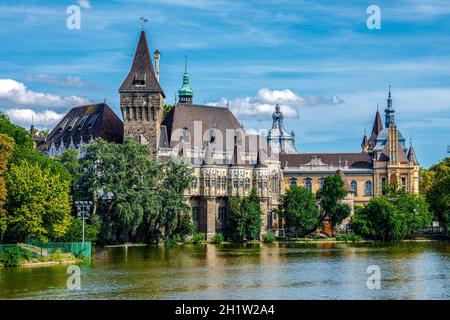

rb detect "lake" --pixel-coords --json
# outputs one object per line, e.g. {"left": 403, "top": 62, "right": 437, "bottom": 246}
{"left": 1, "top": 241, "right": 449, "bottom": 299}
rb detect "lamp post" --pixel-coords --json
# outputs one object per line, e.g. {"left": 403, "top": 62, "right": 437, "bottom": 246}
{"left": 74, "top": 201, "right": 92, "bottom": 244}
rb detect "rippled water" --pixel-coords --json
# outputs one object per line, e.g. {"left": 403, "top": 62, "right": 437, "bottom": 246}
{"left": 1, "top": 242, "right": 449, "bottom": 299}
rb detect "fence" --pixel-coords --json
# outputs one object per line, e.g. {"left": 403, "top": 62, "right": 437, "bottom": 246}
{"left": 0, "top": 240, "right": 91, "bottom": 260}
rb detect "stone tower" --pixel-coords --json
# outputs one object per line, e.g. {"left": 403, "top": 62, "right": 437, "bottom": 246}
{"left": 119, "top": 30, "right": 165, "bottom": 158}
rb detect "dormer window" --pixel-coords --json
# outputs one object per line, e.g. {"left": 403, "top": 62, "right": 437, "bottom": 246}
{"left": 77, "top": 115, "right": 89, "bottom": 130}
{"left": 87, "top": 114, "right": 99, "bottom": 130}
{"left": 133, "top": 73, "right": 146, "bottom": 86}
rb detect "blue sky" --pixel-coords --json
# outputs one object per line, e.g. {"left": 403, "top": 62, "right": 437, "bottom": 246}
{"left": 0, "top": 0, "right": 449, "bottom": 167}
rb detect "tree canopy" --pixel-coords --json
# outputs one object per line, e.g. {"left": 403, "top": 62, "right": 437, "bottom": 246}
{"left": 281, "top": 185, "right": 319, "bottom": 237}
{"left": 353, "top": 182, "right": 433, "bottom": 241}
{"left": 5, "top": 160, "right": 72, "bottom": 242}
{"left": 316, "top": 173, "right": 351, "bottom": 229}
{"left": 75, "top": 139, "right": 194, "bottom": 243}
{"left": 227, "top": 189, "right": 262, "bottom": 241}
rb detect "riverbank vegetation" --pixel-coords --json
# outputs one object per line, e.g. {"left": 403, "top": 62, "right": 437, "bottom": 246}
{"left": 0, "top": 113, "right": 195, "bottom": 247}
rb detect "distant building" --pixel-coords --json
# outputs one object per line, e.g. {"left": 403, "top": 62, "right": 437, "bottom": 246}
{"left": 38, "top": 103, "right": 123, "bottom": 158}
{"left": 279, "top": 85, "right": 420, "bottom": 211}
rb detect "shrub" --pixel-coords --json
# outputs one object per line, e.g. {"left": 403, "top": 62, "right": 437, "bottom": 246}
{"left": 211, "top": 233, "right": 224, "bottom": 244}
{"left": 164, "top": 234, "right": 181, "bottom": 246}
{"left": 262, "top": 231, "right": 276, "bottom": 243}
{"left": 192, "top": 233, "right": 205, "bottom": 244}
{"left": 60, "top": 217, "right": 100, "bottom": 242}
{"left": 0, "top": 247, "right": 31, "bottom": 267}
{"left": 334, "top": 233, "right": 362, "bottom": 242}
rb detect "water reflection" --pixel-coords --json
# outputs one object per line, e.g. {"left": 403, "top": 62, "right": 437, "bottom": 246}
{"left": 0, "top": 242, "right": 449, "bottom": 299}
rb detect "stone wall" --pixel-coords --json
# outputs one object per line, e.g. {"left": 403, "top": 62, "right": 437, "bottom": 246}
{"left": 120, "top": 92, "right": 163, "bottom": 158}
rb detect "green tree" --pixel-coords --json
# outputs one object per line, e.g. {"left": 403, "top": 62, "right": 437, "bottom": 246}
{"left": 159, "top": 158, "right": 195, "bottom": 240}
{"left": 227, "top": 194, "right": 246, "bottom": 241}
{"left": 316, "top": 173, "right": 351, "bottom": 229}
{"left": 5, "top": 160, "right": 72, "bottom": 242}
{"left": 59, "top": 216, "right": 101, "bottom": 242}
{"left": 0, "top": 133, "right": 14, "bottom": 241}
{"left": 389, "top": 186, "right": 433, "bottom": 237}
{"left": 78, "top": 139, "right": 194, "bottom": 243}
{"left": 227, "top": 189, "right": 262, "bottom": 241}
{"left": 281, "top": 185, "right": 319, "bottom": 237}
{"left": 0, "top": 113, "right": 33, "bottom": 150}
{"left": 243, "top": 189, "right": 263, "bottom": 240}
{"left": 163, "top": 104, "right": 173, "bottom": 119}
{"left": 352, "top": 197, "right": 406, "bottom": 241}
{"left": 0, "top": 112, "right": 70, "bottom": 182}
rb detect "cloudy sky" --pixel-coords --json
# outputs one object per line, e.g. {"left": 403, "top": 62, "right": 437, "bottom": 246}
{"left": 0, "top": 0, "right": 449, "bottom": 166}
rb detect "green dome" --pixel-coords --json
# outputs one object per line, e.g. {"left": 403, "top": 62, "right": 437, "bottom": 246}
{"left": 178, "top": 72, "right": 193, "bottom": 96}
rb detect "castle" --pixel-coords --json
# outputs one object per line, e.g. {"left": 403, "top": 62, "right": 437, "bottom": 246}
{"left": 38, "top": 29, "right": 420, "bottom": 238}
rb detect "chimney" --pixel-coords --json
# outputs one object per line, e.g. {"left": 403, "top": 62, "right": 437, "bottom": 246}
{"left": 154, "top": 50, "right": 160, "bottom": 82}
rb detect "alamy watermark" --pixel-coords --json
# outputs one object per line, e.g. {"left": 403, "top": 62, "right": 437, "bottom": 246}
{"left": 366, "top": 265, "right": 381, "bottom": 290}
{"left": 367, "top": 5, "right": 381, "bottom": 30}
{"left": 67, "top": 265, "right": 81, "bottom": 290}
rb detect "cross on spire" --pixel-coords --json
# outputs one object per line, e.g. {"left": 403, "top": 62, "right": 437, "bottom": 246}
{"left": 184, "top": 55, "right": 188, "bottom": 73}
{"left": 139, "top": 16, "right": 148, "bottom": 31}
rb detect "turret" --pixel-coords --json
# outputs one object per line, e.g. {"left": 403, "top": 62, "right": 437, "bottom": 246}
{"left": 178, "top": 56, "right": 193, "bottom": 104}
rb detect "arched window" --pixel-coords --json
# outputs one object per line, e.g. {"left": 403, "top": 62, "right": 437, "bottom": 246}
{"left": 365, "top": 181, "right": 373, "bottom": 196}
{"left": 351, "top": 180, "right": 358, "bottom": 195}
{"left": 289, "top": 177, "right": 297, "bottom": 186}
{"left": 271, "top": 174, "right": 279, "bottom": 193}
{"left": 205, "top": 174, "right": 210, "bottom": 188}
{"left": 256, "top": 177, "right": 263, "bottom": 189}
{"left": 304, "top": 178, "right": 312, "bottom": 192}
{"left": 319, "top": 177, "right": 325, "bottom": 189}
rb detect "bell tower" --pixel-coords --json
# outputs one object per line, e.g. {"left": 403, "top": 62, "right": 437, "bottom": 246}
{"left": 119, "top": 28, "right": 165, "bottom": 158}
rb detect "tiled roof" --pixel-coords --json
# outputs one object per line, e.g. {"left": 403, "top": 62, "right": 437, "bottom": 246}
{"left": 378, "top": 140, "right": 408, "bottom": 163}
{"left": 119, "top": 31, "right": 164, "bottom": 96}
{"left": 280, "top": 152, "right": 373, "bottom": 169}
{"left": 37, "top": 103, "right": 123, "bottom": 151}
{"left": 161, "top": 103, "right": 242, "bottom": 149}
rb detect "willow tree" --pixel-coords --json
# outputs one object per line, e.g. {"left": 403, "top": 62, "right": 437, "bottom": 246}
{"left": 78, "top": 139, "right": 194, "bottom": 243}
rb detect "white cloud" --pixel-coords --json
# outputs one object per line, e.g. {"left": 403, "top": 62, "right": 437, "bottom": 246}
{"left": 4, "top": 108, "right": 64, "bottom": 128}
{"left": 25, "top": 74, "right": 92, "bottom": 88}
{"left": 208, "top": 88, "right": 344, "bottom": 121}
{"left": 78, "top": 0, "right": 92, "bottom": 10}
{"left": 0, "top": 79, "right": 90, "bottom": 109}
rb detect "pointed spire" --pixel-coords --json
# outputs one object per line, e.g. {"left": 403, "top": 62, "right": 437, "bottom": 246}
{"left": 119, "top": 30, "right": 165, "bottom": 96}
{"left": 368, "top": 108, "right": 383, "bottom": 149}
{"left": 361, "top": 133, "right": 369, "bottom": 152}
{"left": 385, "top": 80, "right": 395, "bottom": 127}
{"left": 407, "top": 137, "right": 419, "bottom": 164}
{"left": 407, "top": 146, "right": 419, "bottom": 165}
